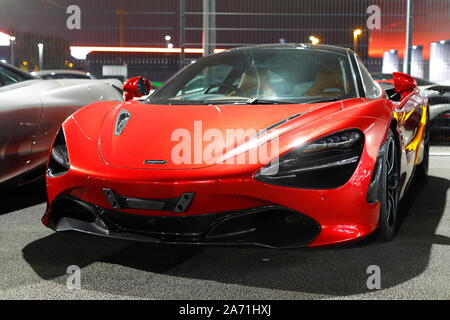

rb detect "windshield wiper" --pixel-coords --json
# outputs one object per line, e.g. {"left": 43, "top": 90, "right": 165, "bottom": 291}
{"left": 210, "top": 97, "right": 337, "bottom": 105}
{"left": 301, "top": 97, "right": 341, "bottom": 104}
{"left": 200, "top": 98, "right": 297, "bottom": 105}
{"left": 151, "top": 97, "right": 338, "bottom": 106}
{"left": 166, "top": 98, "right": 297, "bottom": 105}
{"left": 244, "top": 98, "right": 297, "bottom": 105}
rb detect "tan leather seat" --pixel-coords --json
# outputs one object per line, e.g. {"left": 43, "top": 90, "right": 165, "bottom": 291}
{"left": 304, "top": 63, "right": 344, "bottom": 97}
{"left": 235, "top": 69, "right": 276, "bottom": 97}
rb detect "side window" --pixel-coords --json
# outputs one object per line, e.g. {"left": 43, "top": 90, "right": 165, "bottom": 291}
{"left": 357, "top": 60, "right": 382, "bottom": 98}
{"left": 0, "top": 66, "right": 26, "bottom": 87}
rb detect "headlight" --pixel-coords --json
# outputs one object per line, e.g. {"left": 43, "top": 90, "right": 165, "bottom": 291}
{"left": 47, "top": 129, "right": 70, "bottom": 177}
{"left": 255, "top": 130, "right": 364, "bottom": 189}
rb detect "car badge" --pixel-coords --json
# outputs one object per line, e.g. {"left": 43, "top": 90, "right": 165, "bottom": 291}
{"left": 114, "top": 109, "right": 131, "bottom": 136}
{"left": 144, "top": 160, "right": 168, "bottom": 165}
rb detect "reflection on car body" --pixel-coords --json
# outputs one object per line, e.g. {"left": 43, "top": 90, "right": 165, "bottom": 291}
{"left": 0, "top": 62, "right": 123, "bottom": 186}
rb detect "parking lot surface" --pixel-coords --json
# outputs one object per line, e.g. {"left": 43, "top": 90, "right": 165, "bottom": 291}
{"left": 0, "top": 156, "right": 449, "bottom": 300}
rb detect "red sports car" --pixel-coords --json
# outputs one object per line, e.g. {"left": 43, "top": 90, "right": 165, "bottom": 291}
{"left": 42, "top": 44, "right": 429, "bottom": 248}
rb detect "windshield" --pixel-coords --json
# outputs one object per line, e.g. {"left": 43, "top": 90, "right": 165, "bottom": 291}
{"left": 0, "top": 63, "right": 36, "bottom": 87}
{"left": 414, "top": 77, "right": 435, "bottom": 86}
{"left": 147, "top": 47, "right": 357, "bottom": 105}
{"left": 40, "top": 73, "right": 92, "bottom": 80}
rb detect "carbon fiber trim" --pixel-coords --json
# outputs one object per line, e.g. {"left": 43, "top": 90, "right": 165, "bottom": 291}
{"left": 102, "top": 188, "right": 195, "bottom": 213}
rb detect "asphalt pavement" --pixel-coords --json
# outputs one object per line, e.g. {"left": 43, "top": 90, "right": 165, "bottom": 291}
{"left": 0, "top": 155, "right": 449, "bottom": 300}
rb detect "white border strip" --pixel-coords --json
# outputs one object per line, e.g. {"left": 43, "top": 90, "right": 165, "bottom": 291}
{"left": 430, "top": 151, "right": 450, "bottom": 156}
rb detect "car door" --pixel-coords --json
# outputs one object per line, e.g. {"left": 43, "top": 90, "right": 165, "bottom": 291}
{"left": 394, "top": 89, "right": 425, "bottom": 195}
{"left": 0, "top": 65, "right": 43, "bottom": 183}
{"left": 397, "top": 92, "right": 423, "bottom": 151}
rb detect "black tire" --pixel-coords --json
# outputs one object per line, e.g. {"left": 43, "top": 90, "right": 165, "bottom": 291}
{"left": 377, "top": 129, "right": 400, "bottom": 242}
{"left": 416, "top": 114, "right": 430, "bottom": 181}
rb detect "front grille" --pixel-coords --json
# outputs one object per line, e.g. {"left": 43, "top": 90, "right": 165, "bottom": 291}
{"left": 48, "top": 196, "right": 320, "bottom": 248}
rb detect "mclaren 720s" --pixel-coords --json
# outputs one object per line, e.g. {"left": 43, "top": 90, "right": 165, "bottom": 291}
{"left": 42, "top": 44, "right": 429, "bottom": 248}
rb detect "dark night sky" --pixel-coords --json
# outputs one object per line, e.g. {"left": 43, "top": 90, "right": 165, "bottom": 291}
{"left": 1, "top": 0, "right": 371, "bottom": 48}
{"left": 1, "top": 0, "right": 450, "bottom": 59}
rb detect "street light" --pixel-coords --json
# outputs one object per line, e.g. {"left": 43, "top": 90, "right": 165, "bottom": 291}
{"left": 38, "top": 43, "right": 44, "bottom": 70}
{"left": 0, "top": 32, "right": 11, "bottom": 46}
{"left": 9, "top": 36, "right": 15, "bottom": 66}
{"left": 164, "top": 35, "right": 173, "bottom": 48}
{"left": 353, "top": 28, "right": 362, "bottom": 54}
{"left": 0, "top": 32, "right": 15, "bottom": 65}
{"left": 309, "top": 35, "right": 320, "bottom": 45}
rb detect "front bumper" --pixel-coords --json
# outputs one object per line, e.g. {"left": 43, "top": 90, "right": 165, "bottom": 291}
{"left": 47, "top": 196, "right": 320, "bottom": 249}
{"left": 43, "top": 163, "right": 381, "bottom": 247}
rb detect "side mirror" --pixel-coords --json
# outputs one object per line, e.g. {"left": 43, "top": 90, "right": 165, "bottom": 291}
{"left": 392, "top": 72, "right": 417, "bottom": 98}
{"left": 123, "top": 76, "right": 151, "bottom": 101}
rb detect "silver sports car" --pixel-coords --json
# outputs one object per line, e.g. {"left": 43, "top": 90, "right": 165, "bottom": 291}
{"left": 0, "top": 62, "right": 123, "bottom": 186}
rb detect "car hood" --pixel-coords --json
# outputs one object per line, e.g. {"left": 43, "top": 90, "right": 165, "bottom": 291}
{"left": 98, "top": 100, "right": 344, "bottom": 170}
{"left": 39, "top": 79, "right": 123, "bottom": 105}
{"left": 52, "top": 78, "right": 123, "bottom": 88}
{"left": 0, "top": 79, "right": 123, "bottom": 105}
